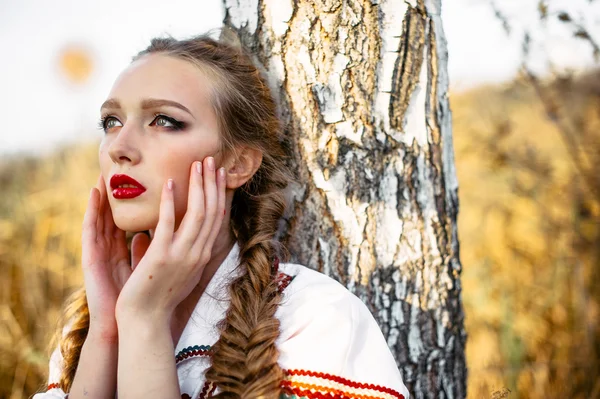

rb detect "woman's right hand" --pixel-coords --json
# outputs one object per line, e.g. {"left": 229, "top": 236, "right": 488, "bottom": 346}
{"left": 81, "top": 174, "right": 150, "bottom": 340}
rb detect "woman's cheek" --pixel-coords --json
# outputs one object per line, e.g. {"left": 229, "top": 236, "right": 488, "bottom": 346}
{"left": 98, "top": 143, "right": 111, "bottom": 170}
{"left": 174, "top": 181, "right": 191, "bottom": 223}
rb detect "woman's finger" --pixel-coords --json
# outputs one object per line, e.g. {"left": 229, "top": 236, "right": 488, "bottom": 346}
{"left": 153, "top": 179, "right": 176, "bottom": 246}
{"left": 192, "top": 157, "right": 219, "bottom": 252}
{"left": 100, "top": 176, "right": 116, "bottom": 237}
{"left": 114, "top": 227, "right": 128, "bottom": 260}
{"left": 82, "top": 187, "right": 99, "bottom": 244}
{"left": 114, "top": 258, "right": 133, "bottom": 290}
{"left": 201, "top": 167, "right": 227, "bottom": 252}
{"left": 175, "top": 161, "right": 205, "bottom": 247}
{"left": 131, "top": 232, "right": 151, "bottom": 271}
{"left": 96, "top": 175, "right": 106, "bottom": 235}
{"left": 198, "top": 157, "right": 219, "bottom": 239}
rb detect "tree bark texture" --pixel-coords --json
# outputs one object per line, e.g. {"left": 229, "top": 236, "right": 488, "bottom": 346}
{"left": 222, "top": 0, "right": 466, "bottom": 397}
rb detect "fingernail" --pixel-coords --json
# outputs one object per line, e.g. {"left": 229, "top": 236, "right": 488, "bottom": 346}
{"left": 207, "top": 157, "right": 215, "bottom": 171}
{"left": 168, "top": 179, "right": 174, "bottom": 190}
{"left": 196, "top": 161, "right": 202, "bottom": 174}
{"left": 219, "top": 167, "right": 226, "bottom": 179}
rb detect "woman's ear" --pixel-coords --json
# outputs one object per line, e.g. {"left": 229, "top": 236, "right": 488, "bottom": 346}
{"left": 224, "top": 147, "right": 263, "bottom": 189}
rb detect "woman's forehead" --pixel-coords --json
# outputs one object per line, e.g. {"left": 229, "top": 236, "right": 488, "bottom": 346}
{"left": 107, "top": 54, "right": 214, "bottom": 112}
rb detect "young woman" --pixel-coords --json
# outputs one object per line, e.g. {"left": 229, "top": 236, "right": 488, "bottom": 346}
{"left": 35, "top": 34, "right": 409, "bottom": 399}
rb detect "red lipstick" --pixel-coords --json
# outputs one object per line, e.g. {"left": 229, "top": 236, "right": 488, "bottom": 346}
{"left": 110, "top": 174, "right": 146, "bottom": 199}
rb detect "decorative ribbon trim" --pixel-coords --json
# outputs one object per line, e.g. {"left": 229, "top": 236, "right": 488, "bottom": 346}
{"left": 175, "top": 345, "right": 211, "bottom": 364}
{"left": 272, "top": 258, "right": 295, "bottom": 293}
{"left": 280, "top": 369, "right": 405, "bottom": 399}
{"left": 198, "top": 381, "right": 217, "bottom": 399}
{"left": 276, "top": 271, "right": 294, "bottom": 293}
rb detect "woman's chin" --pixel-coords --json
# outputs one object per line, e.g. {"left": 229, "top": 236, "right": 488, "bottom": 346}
{"left": 113, "top": 216, "right": 157, "bottom": 233}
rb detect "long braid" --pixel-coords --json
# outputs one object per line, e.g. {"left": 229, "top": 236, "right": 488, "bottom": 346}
{"left": 206, "top": 170, "right": 289, "bottom": 397}
{"left": 56, "top": 288, "right": 89, "bottom": 391}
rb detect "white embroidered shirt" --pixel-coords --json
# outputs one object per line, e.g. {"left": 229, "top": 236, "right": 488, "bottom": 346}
{"left": 35, "top": 243, "right": 410, "bottom": 399}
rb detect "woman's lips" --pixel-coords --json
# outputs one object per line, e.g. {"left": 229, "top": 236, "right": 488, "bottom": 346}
{"left": 112, "top": 187, "right": 146, "bottom": 199}
{"left": 110, "top": 174, "right": 147, "bottom": 199}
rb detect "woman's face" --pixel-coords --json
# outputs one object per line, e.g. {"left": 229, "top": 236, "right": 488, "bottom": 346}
{"left": 99, "top": 54, "right": 221, "bottom": 232}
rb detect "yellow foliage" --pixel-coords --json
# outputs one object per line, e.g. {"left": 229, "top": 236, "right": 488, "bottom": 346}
{"left": 454, "top": 72, "right": 600, "bottom": 398}
{"left": 0, "top": 143, "right": 99, "bottom": 396}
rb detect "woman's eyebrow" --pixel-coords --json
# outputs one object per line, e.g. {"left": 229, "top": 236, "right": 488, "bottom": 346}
{"left": 100, "top": 98, "right": 121, "bottom": 112}
{"left": 100, "top": 98, "right": 195, "bottom": 120}
{"left": 141, "top": 99, "right": 195, "bottom": 119}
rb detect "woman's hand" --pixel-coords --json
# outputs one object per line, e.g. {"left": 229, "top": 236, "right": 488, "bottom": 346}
{"left": 114, "top": 157, "right": 227, "bottom": 325}
{"left": 81, "top": 174, "right": 150, "bottom": 339}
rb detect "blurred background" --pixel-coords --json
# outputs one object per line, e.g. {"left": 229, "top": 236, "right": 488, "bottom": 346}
{"left": 0, "top": 0, "right": 598, "bottom": 398}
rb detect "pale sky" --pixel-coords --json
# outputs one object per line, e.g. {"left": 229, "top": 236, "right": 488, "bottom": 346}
{"left": 0, "top": 0, "right": 598, "bottom": 155}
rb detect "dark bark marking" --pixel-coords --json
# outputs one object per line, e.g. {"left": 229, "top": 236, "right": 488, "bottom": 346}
{"left": 424, "top": 17, "right": 451, "bottom": 259}
{"left": 389, "top": 6, "right": 427, "bottom": 131}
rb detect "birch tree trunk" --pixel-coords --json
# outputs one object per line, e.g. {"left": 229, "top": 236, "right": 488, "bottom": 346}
{"left": 221, "top": 0, "right": 466, "bottom": 397}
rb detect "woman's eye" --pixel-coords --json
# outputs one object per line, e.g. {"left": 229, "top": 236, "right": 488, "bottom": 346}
{"left": 99, "top": 116, "right": 122, "bottom": 131}
{"left": 155, "top": 115, "right": 173, "bottom": 127}
{"left": 106, "top": 118, "right": 121, "bottom": 129}
{"left": 150, "top": 114, "right": 186, "bottom": 131}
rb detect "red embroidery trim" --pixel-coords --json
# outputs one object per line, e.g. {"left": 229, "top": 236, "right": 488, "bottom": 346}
{"left": 47, "top": 383, "right": 60, "bottom": 390}
{"left": 271, "top": 256, "right": 294, "bottom": 293}
{"left": 276, "top": 271, "right": 294, "bottom": 293}
{"left": 282, "top": 370, "right": 405, "bottom": 399}
{"left": 282, "top": 385, "right": 369, "bottom": 399}
{"left": 175, "top": 346, "right": 211, "bottom": 364}
{"left": 206, "top": 382, "right": 217, "bottom": 398}
{"left": 197, "top": 381, "right": 212, "bottom": 399}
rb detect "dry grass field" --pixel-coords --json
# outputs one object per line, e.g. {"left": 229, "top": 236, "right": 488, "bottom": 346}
{"left": 0, "top": 71, "right": 598, "bottom": 398}
{"left": 0, "top": 145, "right": 100, "bottom": 398}
{"left": 454, "top": 71, "right": 600, "bottom": 398}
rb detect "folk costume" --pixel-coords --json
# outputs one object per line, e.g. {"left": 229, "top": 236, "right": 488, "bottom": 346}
{"left": 36, "top": 243, "right": 409, "bottom": 399}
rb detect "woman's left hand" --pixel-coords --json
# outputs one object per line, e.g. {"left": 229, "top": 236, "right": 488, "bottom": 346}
{"left": 115, "top": 157, "right": 226, "bottom": 324}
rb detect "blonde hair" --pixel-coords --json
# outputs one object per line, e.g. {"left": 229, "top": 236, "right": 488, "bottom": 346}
{"left": 57, "top": 34, "right": 292, "bottom": 398}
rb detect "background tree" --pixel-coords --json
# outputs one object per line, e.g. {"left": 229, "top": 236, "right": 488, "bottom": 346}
{"left": 222, "top": 0, "right": 467, "bottom": 397}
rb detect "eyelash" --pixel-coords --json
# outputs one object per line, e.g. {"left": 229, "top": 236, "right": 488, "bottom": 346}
{"left": 97, "top": 114, "right": 186, "bottom": 132}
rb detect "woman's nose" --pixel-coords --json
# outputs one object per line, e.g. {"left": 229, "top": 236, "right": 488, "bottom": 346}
{"left": 107, "top": 124, "right": 142, "bottom": 165}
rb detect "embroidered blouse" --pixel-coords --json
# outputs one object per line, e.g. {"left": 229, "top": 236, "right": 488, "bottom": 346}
{"left": 35, "top": 243, "right": 409, "bottom": 399}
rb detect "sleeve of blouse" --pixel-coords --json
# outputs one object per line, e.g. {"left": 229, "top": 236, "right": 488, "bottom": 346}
{"left": 32, "top": 347, "right": 68, "bottom": 399}
{"left": 276, "top": 265, "right": 410, "bottom": 399}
